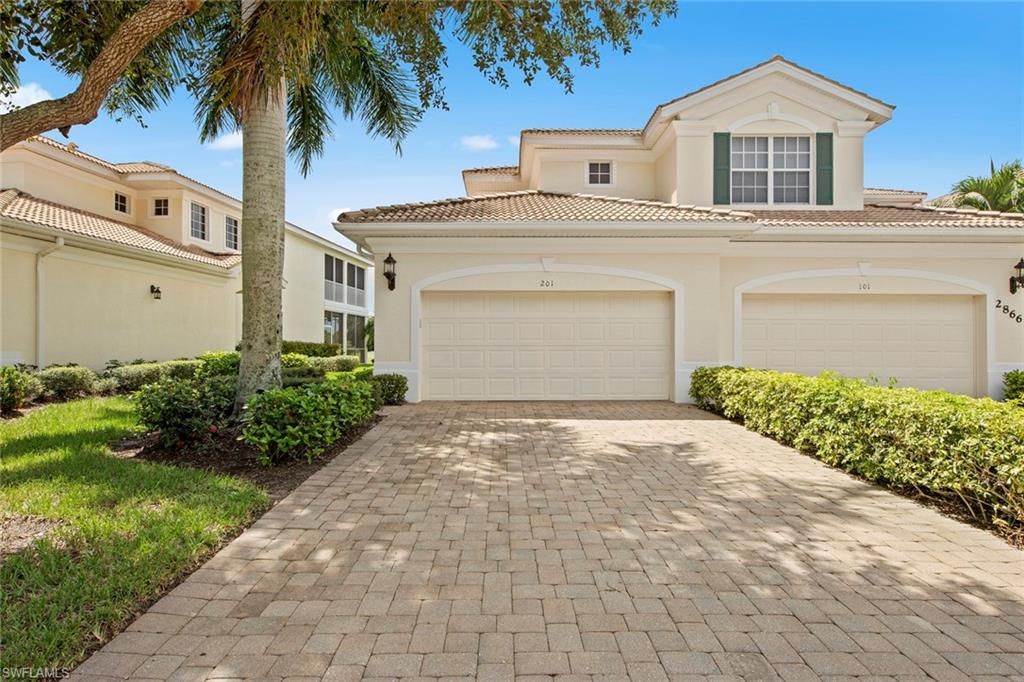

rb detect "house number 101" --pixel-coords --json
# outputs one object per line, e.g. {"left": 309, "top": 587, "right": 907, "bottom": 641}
{"left": 540, "top": 279, "right": 555, "bottom": 287}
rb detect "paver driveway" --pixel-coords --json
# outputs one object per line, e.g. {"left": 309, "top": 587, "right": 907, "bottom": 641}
{"left": 75, "top": 402, "right": 1024, "bottom": 681}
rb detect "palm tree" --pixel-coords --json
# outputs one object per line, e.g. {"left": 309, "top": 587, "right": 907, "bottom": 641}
{"left": 947, "top": 160, "right": 1024, "bottom": 213}
{"left": 193, "top": 1, "right": 419, "bottom": 411}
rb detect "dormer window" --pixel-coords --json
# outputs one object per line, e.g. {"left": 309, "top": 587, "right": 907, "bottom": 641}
{"left": 587, "top": 161, "right": 612, "bottom": 185}
{"left": 731, "top": 136, "right": 810, "bottom": 204}
{"left": 153, "top": 198, "right": 169, "bottom": 217}
{"left": 113, "top": 192, "right": 129, "bottom": 214}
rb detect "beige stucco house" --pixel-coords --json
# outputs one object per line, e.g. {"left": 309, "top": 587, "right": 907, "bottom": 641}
{"left": 1, "top": 136, "right": 372, "bottom": 370}
{"left": 337, "top": 56, "right": 1024, "bottom": 402}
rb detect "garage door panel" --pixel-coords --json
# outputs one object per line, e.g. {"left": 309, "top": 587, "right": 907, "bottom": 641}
{"left": 743, "top": 294, "right": 976, "bottom": 395}
{"left": 422, "top": 291, "right": 672, "bottom": 400}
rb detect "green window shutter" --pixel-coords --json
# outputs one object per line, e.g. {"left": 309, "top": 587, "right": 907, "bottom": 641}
{"left": 713, "top": 132, "right": 731, "bottom": 205}
{"left": 816, "top": 132, "right": 833, "bottom": 205}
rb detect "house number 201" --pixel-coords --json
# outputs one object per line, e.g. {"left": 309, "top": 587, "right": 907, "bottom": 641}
{"left": 539, "top": 279, "right": 555, "bottom": 287}
{"left": 995, "top": 299, "right": 1024, "bottom": 324}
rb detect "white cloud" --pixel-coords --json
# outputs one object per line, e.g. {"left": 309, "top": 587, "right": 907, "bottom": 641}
{"left": 459, "top": 134, "right": 499, "bottom": 151}
{"left": 0, "top": 82, "right": 52, "bottom": 111}
{"left": 507, "top": 135, "right": 520, "bottom": 147}
{"left": 206, "top": 131, "right": 243, "bottom": 150}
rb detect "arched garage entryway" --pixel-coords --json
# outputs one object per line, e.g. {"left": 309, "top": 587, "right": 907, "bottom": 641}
{"left": 407, "top": 262, "right": 685, "bottom": 402}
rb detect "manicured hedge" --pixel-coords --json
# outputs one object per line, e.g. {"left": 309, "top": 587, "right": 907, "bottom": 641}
{"left": 690, "top": 366, "right": 1024, "bottom": 533}
{"left": 108, "top": 360, "right": 203, "bottom": 391}
{"left": 310, "top": 355, "right": 361, "bottom": 373}
{"left": 241, "top": 380, "right": 377, "bottom": 465}
{"left": 281, "top": 340, "right": 340, "bottom": 357}
{"left": 135, "top": 375, "right": 237, "bottom": 446}
{"left": 1, "top": 366, "right": 42, "bottom": 413}
{"left": 373, "top": 373, "right": 408, "bottom": 405}
{"left": 1005, "top": 370, "right": 1024, "bottom": 403}
{"left": 37, "top": 366, "right": 98, "bottom": 401}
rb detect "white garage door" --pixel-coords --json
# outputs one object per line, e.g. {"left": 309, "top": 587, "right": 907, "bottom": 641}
{"left": 422, "top": 291, "right": 672, "bottom": 400}
{"left": 742, "top": 294, "right": 977, "bottom": 395}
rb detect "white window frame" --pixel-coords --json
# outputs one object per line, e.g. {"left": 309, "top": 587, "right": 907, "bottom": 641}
{"left": 730, "top": 135, "right": 813, "bottom": 207}
{"left": 189, "top": 201, "right": 209, "bottom": 241}
{"left": 584, "top": 160, "right": 615, "bottom": 188}
{"left": 113, "top": 192, "right": 130, "bottom": 214}
{"left": 225, "top": 215, "right": 239, "bottom": 250}
{"left": 151, "top": 197, "right": 170, "bottom": 218}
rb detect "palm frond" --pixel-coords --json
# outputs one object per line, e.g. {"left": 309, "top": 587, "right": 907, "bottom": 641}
{"left": 287, "top": 75, "right": 333, "bottom": 177}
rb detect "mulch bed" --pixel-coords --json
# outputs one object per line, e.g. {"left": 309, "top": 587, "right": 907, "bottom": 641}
{"left": 109, "top": 415, "right": 383, "bottom": 502}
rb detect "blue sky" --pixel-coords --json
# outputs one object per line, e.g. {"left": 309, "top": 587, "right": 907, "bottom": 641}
{"left": 5, "top": 2, "right": 1022, "bottom": 247}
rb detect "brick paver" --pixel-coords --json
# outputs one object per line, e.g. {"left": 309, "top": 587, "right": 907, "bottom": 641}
{"left": 73, "top": 401, "right": 1024, "bottom": 680}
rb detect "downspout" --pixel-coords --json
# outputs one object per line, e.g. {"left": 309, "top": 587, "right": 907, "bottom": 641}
{"left": 35, "top": 236, "right": 64, "bottom": 368}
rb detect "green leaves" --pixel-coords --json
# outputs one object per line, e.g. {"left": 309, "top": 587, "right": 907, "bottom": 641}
{"left": 951, "top": 159, "right": 1024, "bottom": 213}
{"left": 240, "top": 379, "right": 376, "bottom": 465}
{"left": 691, "top": 367, "right": 1024, "bottom": 537}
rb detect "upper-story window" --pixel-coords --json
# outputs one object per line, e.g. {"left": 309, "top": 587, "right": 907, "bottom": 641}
{"left": 346, "top": 262, "right": 366, "bottom": 307}
{"left": 587, "top": 161, "right": 612, "bottom": 185}
{"left": 153, "top": 197, "right": 169, "bottom": 217}
{"left": 731, "top": 136, "right": 810, "bottom": 204}
{"left": 113, "top": 192, "right": 129, "bottom": 214}
{"left": 225, "top": 216, "right": 239, "bottom": 250}
{"left": 190, "top": 202, "right": 208, "bottom": 240}
{"left": 324, "top": 254, "right": 345, "bottom": 302}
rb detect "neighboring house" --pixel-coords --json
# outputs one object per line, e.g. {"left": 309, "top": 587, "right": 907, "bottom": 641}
{"left": 0, "top": 136, "right": 372, "bottom": 369}
{"left": 337, "top": 55, "right": 1024, "bottom": 402}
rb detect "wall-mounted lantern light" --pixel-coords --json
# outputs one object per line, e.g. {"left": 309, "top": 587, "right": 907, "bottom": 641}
{"left": 383, "top": 253, "right": 397, "bottom": 291}
{"left": 150, "top": 285, "right": 162, "bottom": 300}
{"left": 1011, "top": 258, "right": 1024, "bottom": 295}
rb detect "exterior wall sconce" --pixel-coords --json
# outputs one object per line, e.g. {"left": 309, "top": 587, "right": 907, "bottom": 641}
{"left": 383, "top": 253, "right": 397, "bottom": 291}
{"left": 150, "top": 285, "right": 162, "bottom": 300}
{"left": 1011, "top": 258, "right": 1024, "bottom": 295}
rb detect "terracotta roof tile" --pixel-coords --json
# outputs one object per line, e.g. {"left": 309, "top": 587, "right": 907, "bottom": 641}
{"left": 753, "top": 203, "right": 1024, "bottom": 228}
{"left": 462, "top": 165, "right": 520, "bottom": 175}
{"left": 338, "top": 191, "right": 754, "bottom": 224}
{"left": 520, "top": 128, "right": 642, "bottom": 137}
{"left": 0, "top": 189, "right": 241, "bottom": 268}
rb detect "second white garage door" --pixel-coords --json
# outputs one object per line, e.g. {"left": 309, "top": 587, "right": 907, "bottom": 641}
{"left": 742, "top": 293, "right": 978, "bottom": 395}
{"left": 421, "top": 291, "right": 672, "bottom": 400}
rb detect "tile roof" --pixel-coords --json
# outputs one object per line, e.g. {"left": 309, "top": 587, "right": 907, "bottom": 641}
{"left": 753, "top": 203, "right": 1024, "bottom": 228}
{"left": 520, "top": 128, "right": 643, "bottom": 137}
{"left": 337, "top": 191, "right": 755, "bottom": 224}
{"left": 0, "top": 189, "right": 241, "bottom": 268}
{"left": 462, "top": 165, "right": 520, "bottom": 176}
{"left": 863, "top": 187, "right": 927, "bottom": 196}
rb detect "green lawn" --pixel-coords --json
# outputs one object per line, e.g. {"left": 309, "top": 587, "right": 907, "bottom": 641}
{"left": 0, "top": 398, "right": 269, "bottom": 669}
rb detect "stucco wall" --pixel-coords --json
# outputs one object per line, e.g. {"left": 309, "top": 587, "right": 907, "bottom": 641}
{"left": 282, "top": 231, "right": 330, "bottom": 342}
{"left": 369, "top": 239, "right": 1021, "bottom": 401}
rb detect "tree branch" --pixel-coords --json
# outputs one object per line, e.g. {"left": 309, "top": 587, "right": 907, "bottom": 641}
{"left": 0, "top": 0, "right": 204, "bottom": 151}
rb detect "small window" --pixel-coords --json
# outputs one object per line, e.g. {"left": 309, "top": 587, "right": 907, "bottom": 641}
{"left": 190, "top": 202, "right": 208, "bottom": 240}
{"left": 730, "top": 136, "right": 810, "bottom": 204}
{"left": 113, "top": 192, "right": 129, "bottom": 214}
{"left": 587, "top": 161, "right": 612, "bottom": 185}
{"left": 153, "top": 198, "right": 169, "bottom": 217}
{"left": 225, "top": 216, "right": 239, "bottom": 250}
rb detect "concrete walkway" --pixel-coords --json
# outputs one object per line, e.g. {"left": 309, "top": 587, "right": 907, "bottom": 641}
{"left": 74, "top": 402, "right": 1024, "bottom": 681}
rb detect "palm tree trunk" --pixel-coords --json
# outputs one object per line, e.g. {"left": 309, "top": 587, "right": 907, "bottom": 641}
{"left": 234, "top": 78, "right": 286, "bottom": 414}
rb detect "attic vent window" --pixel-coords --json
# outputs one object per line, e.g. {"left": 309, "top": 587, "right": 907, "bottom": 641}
{"left": 113, "top": 192, "right": 129, "bottom": 214}
{"left": 587, "top": 161, "right": 612, "bottom": 185}
{"left": 153, "top": 198, "right": 169, "bottom": 216}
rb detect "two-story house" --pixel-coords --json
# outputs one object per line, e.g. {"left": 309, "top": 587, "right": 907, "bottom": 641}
{"left": 336, "top": 56, "right": 1023, "bottom": 402}
{"left": 0, "top": 135, "right": 372, "bottom": 369}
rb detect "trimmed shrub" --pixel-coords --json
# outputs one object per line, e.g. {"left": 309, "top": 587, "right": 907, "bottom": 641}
{"left": 281, "top": 340, "right": 340, "bottom": 357}
{"left": 1005, "top": 370, "right": 1024, "bottom": 403}
{"left": 135, "top": 375, "right": 236, "bottom": 446}
{"left": 94, "top": 377, "right": 119, "bottom": 395}
{"left": 196, "top": 351, "right": 240, "bottom": 378}
{"left": 108, "top": 363, "right": 164, "bottom": 391}
{"left": 690, "top": 367, "right": 1024, "bottom": 533}
{"left": 163, "top": 359, "right": 202, "bottom": 379}
{"left": 373, "top": 373, "right": 408, "bottom": 406}
{"left": 241, "top": 380, "right": 376, "bottom": 465}
{"left": 310, "top": 355, "right": 361, "bottom": 373}
{"left": 281, "top": 352, "right": 313, "bottom": 368}
{"left": 1, "top": 366, "right": 36, "bottom": 413}
{"left": 37, "top": 366, "right": 98, "bottom": 401}
{"left": 282, "top": 365, "right": 325, "bottom": 387}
